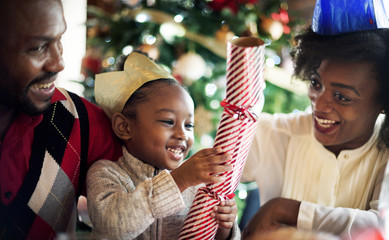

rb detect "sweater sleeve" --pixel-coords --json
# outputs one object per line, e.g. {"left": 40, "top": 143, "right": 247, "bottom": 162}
{"left": 297, "top": 164, "right": 385, "bottom": 238}
{"left": 229, "top": 221, "right": 242, "bottom": 240}
{"left": 86, "top": 160, "right": 185, "bottom": 239}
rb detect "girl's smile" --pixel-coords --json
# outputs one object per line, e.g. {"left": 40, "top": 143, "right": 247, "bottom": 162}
{"left": 166, "top": 145, "right": 186, "bottom": 161}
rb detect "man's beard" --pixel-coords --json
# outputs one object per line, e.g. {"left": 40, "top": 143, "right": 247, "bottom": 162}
{"left": 0, "top": 65, "right": 57, "bottom": 115}
{"left": 18, "top": 90, "right": 52, "bottom": 115}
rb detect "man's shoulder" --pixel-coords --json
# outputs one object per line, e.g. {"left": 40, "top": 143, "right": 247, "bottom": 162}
{"left": 51, "top": 87, "right": 67, "bottom": 102}
{"left": 53, "top": 87, "right": 105, "bottom": 115}
{"left": 53, "top": 87, "right": 90, "bottom": 105}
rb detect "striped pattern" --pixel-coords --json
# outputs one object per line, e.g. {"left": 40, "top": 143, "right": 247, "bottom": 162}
{"left": 178, "top": 38, "right": 265, "bottom": 240}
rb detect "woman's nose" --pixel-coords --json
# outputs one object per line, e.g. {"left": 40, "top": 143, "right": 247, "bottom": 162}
{"left": 310, "top": 90, "right": 333, "bottom": 113}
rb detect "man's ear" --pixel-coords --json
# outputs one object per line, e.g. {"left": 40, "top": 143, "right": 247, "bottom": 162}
{"left": 111, "top": 112, "right": 131, "bottom": 140}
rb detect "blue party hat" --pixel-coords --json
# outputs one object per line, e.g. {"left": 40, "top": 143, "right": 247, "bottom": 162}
{"left": 312, "top": 0, "right": 389, "bottom": 35}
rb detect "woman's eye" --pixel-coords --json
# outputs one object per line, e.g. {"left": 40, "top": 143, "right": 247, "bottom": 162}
{"left": 309, "top": 78, "right": 321, "bottom": 90}
{"left": 334, "top": 92, "right": 351, "bottom": 102}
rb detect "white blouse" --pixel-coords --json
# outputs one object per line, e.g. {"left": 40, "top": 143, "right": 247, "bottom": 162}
{"left": 242, "top": 111, "right": 389, "bottom": 237}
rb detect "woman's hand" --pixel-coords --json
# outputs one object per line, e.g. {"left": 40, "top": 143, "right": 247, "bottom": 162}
{"left": 213, "top": 198, "right": 238, "bottom": 240}
{"left": 242, "top": 197, "right": 301, "bottom": 238}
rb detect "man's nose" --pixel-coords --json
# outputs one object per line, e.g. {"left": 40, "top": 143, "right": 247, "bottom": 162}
{"left": 44, "top": 41, "right": 65, "bottom": 73}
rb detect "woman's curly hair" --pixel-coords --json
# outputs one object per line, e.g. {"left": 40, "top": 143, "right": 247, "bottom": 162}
{"left": 291, "top": 27, "right": 389, "bottom": 148}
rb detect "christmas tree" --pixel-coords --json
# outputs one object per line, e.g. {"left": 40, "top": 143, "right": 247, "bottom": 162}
{"left": 83, "top": 0, "right": 309, "bottom": 147}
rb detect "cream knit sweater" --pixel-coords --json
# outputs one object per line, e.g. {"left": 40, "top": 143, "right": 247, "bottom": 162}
{"left": 87, "top": 147, "right": 241, "bottom": 240}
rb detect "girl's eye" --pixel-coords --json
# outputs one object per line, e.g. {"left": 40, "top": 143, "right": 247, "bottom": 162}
{"left": 185, "top": 123, "right": 194, "bottom": 129}
{"left": 160, "top": 120, "right": 174, "bottom": 125}
{"left": 334, "top": 92, "right": 351, "bottom": 102}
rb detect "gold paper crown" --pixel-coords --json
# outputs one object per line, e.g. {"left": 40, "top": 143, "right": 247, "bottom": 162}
{"left": 95, "top": 52, "right": 175, "bottom": 118}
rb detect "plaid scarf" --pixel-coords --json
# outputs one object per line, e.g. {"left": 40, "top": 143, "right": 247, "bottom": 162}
{"left": 0, "top": 91, "right": 89, "bottom": 240}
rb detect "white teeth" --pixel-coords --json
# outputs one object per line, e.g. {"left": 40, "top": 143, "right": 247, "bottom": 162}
{"left": 34, "top": 82, "right": 54, "bottom": 90}
{"left": 315, "top": 116, "right": 336, "bottom": 128}
{"left": 167, "top": 147, "right": 183, "bottom": 155}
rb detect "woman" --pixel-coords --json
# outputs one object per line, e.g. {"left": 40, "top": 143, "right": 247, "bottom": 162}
{"left": 241, "top": 26, "right": 389, "bottom": 238}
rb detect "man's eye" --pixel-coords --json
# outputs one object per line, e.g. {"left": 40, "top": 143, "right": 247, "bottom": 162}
{"left": 28, "top": 44, "right": 47, "bottom": 53}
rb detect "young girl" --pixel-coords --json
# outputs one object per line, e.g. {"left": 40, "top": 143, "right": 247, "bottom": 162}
{"left": 87, "top": 52, "right": 240, "bottom": 240}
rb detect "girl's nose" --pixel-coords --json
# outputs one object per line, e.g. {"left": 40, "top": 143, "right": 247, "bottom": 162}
{"left": 176, "top": 132, "right": 188, "bottom": 141}
{"left": 175, "top": 126, "right": 188, "bottom": 141}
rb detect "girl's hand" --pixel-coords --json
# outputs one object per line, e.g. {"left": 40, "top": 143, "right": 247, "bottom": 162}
{"left": 213, "top": 198, "right": 237, "bottom": 240}
{"left": 171, "top": 147, "right": 232, "bottom": 192}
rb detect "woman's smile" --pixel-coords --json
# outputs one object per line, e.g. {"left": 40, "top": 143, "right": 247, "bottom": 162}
{"left": 313, "top": 115, "right": 339, "bottom": 133}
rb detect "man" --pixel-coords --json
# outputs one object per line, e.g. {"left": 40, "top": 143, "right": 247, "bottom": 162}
{"left": 0, "top": 0, "right": 122, "bottom": 239}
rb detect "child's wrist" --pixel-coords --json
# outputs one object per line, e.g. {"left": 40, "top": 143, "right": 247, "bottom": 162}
{"left": 170, "top": 170, "right": 186, "bottom": 192}
{"left": 215, "top": 227, "right": 232, "bottom": 240}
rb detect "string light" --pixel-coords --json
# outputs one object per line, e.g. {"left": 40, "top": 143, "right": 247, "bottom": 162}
{"left": 122, "top": 45, "right": 133, "bottom": 55}
{"left": 210, "top": 99, "right": 220, "bottom": 109}
{"left": 135, "top": 13, "right": 149, "bottom": 23}
{"left": 144, "top": 35, "right": 156, "bottom": 45}
{"left": 238, "top": 189, "right": 248, "bottom": 199}
{"left": 160, "top": 22, "right": 185, "bottom": 42}
{"left": 205, "top": 83, "right": 217, "bottom": 97}
{"left": 174, "top": 14, "right": 184, "bottom": 23}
